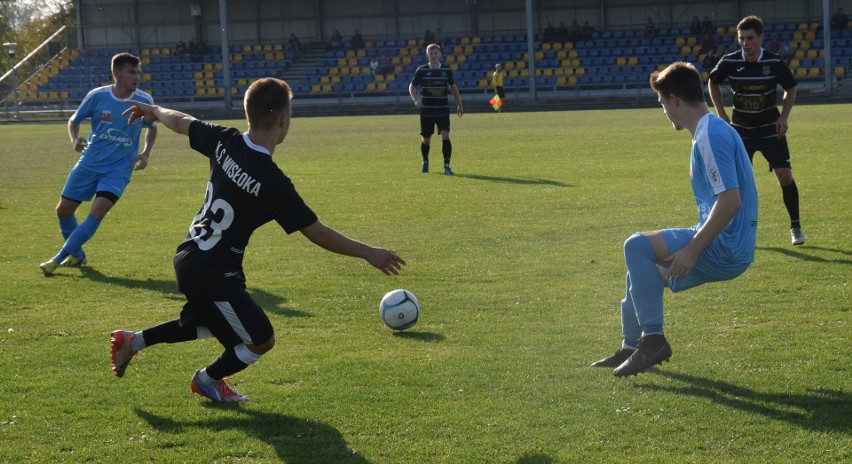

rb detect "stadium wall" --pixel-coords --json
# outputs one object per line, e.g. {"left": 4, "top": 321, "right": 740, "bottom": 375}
{"left": 76, "top": 0, "right": 847, "bottom": 50}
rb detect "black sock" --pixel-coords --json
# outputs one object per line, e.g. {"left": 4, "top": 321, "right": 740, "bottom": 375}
{"left": 206, "top": 346, "right": 249, "bottom": 381}
{"left": 442, "top": 139, "right": 452, "bottom": 165}
{"left": 141, "top": 320, "right": 197, "bottom": 346}
{"left": 421, "top": 143, "right": 429, "bottom": 161}
{"left": 781, "top": 181, "right": 800, "bottom": 228}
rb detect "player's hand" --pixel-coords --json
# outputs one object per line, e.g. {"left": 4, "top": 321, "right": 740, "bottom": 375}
{"left": 457, "top": 105, "right": 464, "bottom": 117}
{"left": 776, "top": 116, "right": 789, "bottom": 138}
{"left": 413, "top": 99, "right": 422, "bottom": 108}
{"left": 73, "top": 137, "right": 88, "bottom": 153}
{"left": 366, "top": 248, "right": 406, "bottom": 276}
{"left": 123, "top": 100, "right": 158, "bottom": 124}
{"left": 135, "top": 153, "right": 149, "bottom": 170}
{"left": 663, "top": 247, "right": 698, "bottom": 281}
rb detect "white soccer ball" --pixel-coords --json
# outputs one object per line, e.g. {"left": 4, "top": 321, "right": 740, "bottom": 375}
{"left": 379, "top": 289, "right": 420, "bottom": 330}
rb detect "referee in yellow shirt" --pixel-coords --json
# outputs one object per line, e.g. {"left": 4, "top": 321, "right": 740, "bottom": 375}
{"left": 492, "top": 64, "right": 505, "bottom": 111}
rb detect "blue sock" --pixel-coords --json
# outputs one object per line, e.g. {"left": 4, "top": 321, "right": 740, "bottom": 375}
{"left": 620, "top": 273, "right": 641, "bottom": 349}
{"left": 58, "top": 215, "right": 84, "bottom": 258}
{"left": 54, "top": 214, "right": 101, "bottom": 263}
{"left": 623, "top": 233, "right": 665, "bottom": 336}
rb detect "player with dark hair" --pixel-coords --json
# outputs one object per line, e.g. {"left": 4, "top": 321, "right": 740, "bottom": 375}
{"left": 40, "top": 53, "right": 157, "bottom": 275}
{"left": 409, "top": 43, "right": 463, "bottom": 175}
{"left": 591, "top": 62, "right": 758, "bottom": 377}
{"left": 112, "top": 77, "right": 406, "bottom": 402}
{"left": 709, "top": 15, "right": 804, "bottom": 246}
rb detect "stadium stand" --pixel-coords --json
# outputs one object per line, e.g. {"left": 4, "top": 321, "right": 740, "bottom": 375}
{"left": 9, "top": 21, "right": 852, "bottom": 104}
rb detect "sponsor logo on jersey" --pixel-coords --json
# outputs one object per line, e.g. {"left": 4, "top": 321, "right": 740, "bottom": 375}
{"left": 101, "top": 128, "right": 132, "bottom": 147}
{"left": 100, "top": 111, "right": 112, "bottom": 122}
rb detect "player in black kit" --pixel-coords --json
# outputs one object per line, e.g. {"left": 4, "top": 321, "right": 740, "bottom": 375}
{"left": 111, "top": 78, "right": 406, "bottom": 402}
{"left": 709, "top": 15, "right": 805, "bottom": 246}
{"left": 409, "top": 43, "right": 463, "bottom": 174}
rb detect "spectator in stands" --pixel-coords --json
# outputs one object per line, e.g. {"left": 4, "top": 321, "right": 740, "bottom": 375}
{"left": 778, "top": 41, "right": 793, "bottom": 63}
{"left": 423, "top": 29, "right": 435, "bottom": 47}
{"left": 287, "top": 33, "right": 302, "bottom": 54}
{"left": 831, "top": 8, "right": 849, "bottom": 31}
{"left": 350, "top": 29, "right": 365, "bottom": 51}
{"left": 39, "top": 53, "right": 158, "bottom": 276}
{"left": 378, "top": 55, "right": 391, "bottom": 74}
{"left": 435, "top": 28, "right": 446, "bottom": 47}
{"left": 703, "top": 45, "right": 723, "bottom": 70}
{"left": 690, "top": 16, "right": 702, "bottom": 36}
{"left": 645, "top": 18, "right": 656, "bottom": 38}
{"left": 568, "top": 19, "right": 582, "bottom": 42}
{"left": 581, "top": 21, "right": 596, "bottom": 40}
{"left": 173, "top": 41, "right": 188, "bottom": 56}
{"left": 329, "top": 29, "right": 343, "bottom": 51}
{"left": 543, "top": 22, "right": 557, "bottom": 43}
{"left": 556, "top": 22, "right": 567, "bottom": 43}
{"left": 370, "top": 56, "right": 380, "bottom": 76}
{"left": 189, "top": 37, "right": 207, "bottom": 61}
{"left": 767, "top": 35, "right": 781, "bottom": 54}
{"left": 700, "top": 33, "right": 716, "bottom": 56}
{"left": 702, "top": 16, "right": 714, "bottom": 35}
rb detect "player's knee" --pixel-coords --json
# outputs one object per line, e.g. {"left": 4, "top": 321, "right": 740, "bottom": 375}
{"left": 624, "top": 233, "right": 653, "bottom": 259}
{"left": 249, "top": 334, "right": 275, "bottom": 355}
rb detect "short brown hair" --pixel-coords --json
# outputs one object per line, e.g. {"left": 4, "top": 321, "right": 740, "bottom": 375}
{"left": 649, "top": 62, "right": 705, "bottom": 104}
{"left": 737, "top": 15, "right": 764, "bottom": 36}
{"left": 111, "top": 53, "right": 140, "bottom": 72}
{"left": 244, "top": 77, "right": 293, "bottom": 130}
{"left": 426, "top": 43, "right": 441, "bottom": 53}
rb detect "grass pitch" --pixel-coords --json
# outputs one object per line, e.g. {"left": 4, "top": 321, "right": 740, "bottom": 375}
{"left": 0, "top": 104, "right": 849, "bottom": 463}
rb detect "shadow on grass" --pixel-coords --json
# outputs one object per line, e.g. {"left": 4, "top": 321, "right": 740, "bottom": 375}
{"left": 515, "top": 452, "right": 556, "bottom": 463}
{"left": 757, "top": 246, "right": 852, "bottom": 265}
{"left": 454, "top": 173, "right": 571, "bottom": 187}
{"left": 641, "top": 371, "right": 852, "bottom": 433}
{"left": 391, "top": 330, "right": 445, "bottom": 342}
{"left": 79, "top": 266, "right": 310, "bottom": 317}
{"left": 134, "top": 407, "right": 368, "bottom": 463}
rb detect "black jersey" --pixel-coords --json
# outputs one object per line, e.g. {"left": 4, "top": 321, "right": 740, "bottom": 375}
{"left": 178, "top": 121, "right": 318, "bottom": 279}
{"left": 709, "top": 48, "right": 797, "bottom": 140}
{"left": 410, "top": 63, "right": 456, "bottom": 117}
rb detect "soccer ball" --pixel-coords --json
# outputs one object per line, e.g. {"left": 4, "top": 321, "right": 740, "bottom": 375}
{"left": 379, "top": 289, "right": 420, "bottom": 330}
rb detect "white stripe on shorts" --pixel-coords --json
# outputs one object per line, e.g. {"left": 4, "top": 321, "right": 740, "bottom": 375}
{"left": 214, "top": 300, "right": 252, "bottom": 345}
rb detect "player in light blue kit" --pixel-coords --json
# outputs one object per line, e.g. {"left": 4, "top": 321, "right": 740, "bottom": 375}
{"left": 591, "top": 62, "right": 758, "bottom": 377}
{"left": 40, "top": 53, "right": 157, "bottom": 275}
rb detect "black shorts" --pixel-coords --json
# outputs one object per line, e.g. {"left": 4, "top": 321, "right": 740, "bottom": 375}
{"left": 495, "top": 86, "right": 505, "bottom": 99}
{"left": 174, "top": 249, "right": 273, "bottom": 347}
{"left": 420, "top": 114, "right": 451, "bottom": 138}
{"left": 743, "top": 137, "right": 792, "bottom": 172}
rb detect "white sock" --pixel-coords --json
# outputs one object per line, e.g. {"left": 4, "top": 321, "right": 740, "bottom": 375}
{"left": 196, "top": 368, "right": 215, "bottom": 385}
{"left": 130, "top": 332, "right": 146, "bottom": 352}
{"left": 621, "top": 342, "right": 638, "bottom": 351}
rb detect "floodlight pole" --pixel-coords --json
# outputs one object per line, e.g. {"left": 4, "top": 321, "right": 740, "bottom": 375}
{"left": 4, "top": 42, "right": 20, "bottom": 119}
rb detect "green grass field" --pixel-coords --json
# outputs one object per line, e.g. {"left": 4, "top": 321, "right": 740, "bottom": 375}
{"left": 0, "top": 104, "right": 849, "bottom": 463}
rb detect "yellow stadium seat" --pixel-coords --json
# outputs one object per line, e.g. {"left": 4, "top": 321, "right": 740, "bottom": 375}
{"left": 795, "top": 68, "right": 807, "bottom": 77}
{"left": 807, "top": 67, "right": 820, "bottom": 77}
{"left": 541, "top": 42, "right": 552, "bottom": 51}
{"left": 686, "top": 36, "right": 697, "bottom": 46}
{"left": 553, "top": 67, "right": 565, "bottom": 76}
{"left": 834, "top": 66, "right": 845, "bottom": 77}
{"left": 311, "top": 84, "right": 321, "bottom": 93}
{"left": 478, "top": 79, "right": 488, "bottom": 87}
{"left": 616, "top": 57, "right": 627, "bottom": 66}
{"left": 552, "top": 43, "right": 563, "bottom": 51}
{"left": 797, "top": 23, "right": 808, "bottom": 32}
{"left": 377, "top": 82, "right": 387, "bottom": 91}
{"left": 365, "top": 83, "right": 376, "bottom": 92}
{"left": 330, "top": 75, "right": 340, "bottom": 84}
{"left": 562, "top": 42, "right": 573, "bottom": 50}
{"left": 508, "top": 69, "right": 519, "bottom": 78}
{"left": 675, "top": 37, "right": 686, "bottom": 46}
{"left": 628, "top": 56, "right": 639, "bottom": 66}
{"left": 788, "top": 59, "right": 800, "bottom": 69}
{"left": 471, "top": 36, "right": 481, "bottom": 45}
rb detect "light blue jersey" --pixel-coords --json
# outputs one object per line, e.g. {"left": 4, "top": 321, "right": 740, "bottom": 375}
{"left": 690, "top": 113, "right": 758, "bottom": 265}
{"left": 71, "top": 85, "right": 154, "bottom": 174}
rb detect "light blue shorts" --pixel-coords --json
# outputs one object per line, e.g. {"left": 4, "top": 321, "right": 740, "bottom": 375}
{"left": 61, "top": 163, "right": 131, "bottom": 203}
{"left": 660, "top": 228, "right": 751, "bottom": 293}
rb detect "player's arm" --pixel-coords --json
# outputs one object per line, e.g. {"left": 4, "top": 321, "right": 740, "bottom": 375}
{"left": 776, "top": 86, "right": 796, "bottom": 138}
{"left": 122, "top": 100, "right": 195, "bottom": 135}
{"left": 300, "top": 220, "right": 406, "bottom": 275}
{"left": 408, "top": 82, "right": 421, "bottom": 108}
{"left": 707, "top": 80, "right": 729, "bottom": 124}
{"left": 68, "top": 119, "right": 87, "bottom": 152}
{"left": 135, "top": 125, "right": 158, "bottom": 170}
{"left": 450, "top": 84, "right": 463, "bottom": 117}
{"left": 664, "top": 189, "right": 741, "bottom": 280}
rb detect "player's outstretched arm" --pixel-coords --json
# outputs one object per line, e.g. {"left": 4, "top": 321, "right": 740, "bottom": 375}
{"left": 300, "top": 220, "right": 406, "bottom": 275}
{"left": 122, "top": 100, "right": 196, "bottom": 136}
